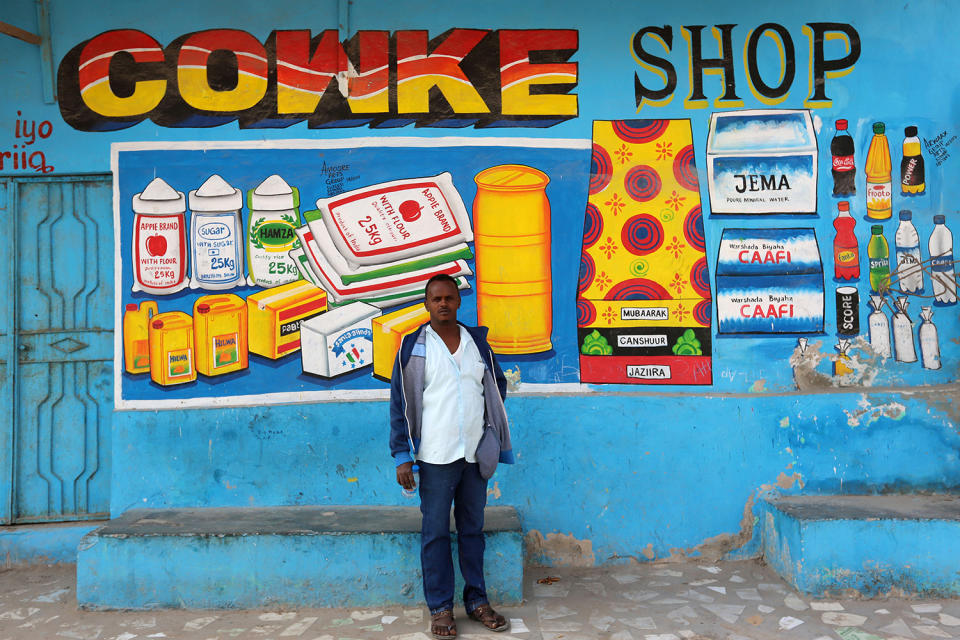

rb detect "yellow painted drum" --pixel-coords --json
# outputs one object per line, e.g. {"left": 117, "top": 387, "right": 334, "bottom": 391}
{"left": 473, "top": 165, "right": 552, "bottom": 354}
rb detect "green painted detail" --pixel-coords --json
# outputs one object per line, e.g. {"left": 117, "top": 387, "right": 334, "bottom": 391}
{"left": 660, "top": 208, "right": 675, "bottom": 222}
{"left": 671, "top": 329, "right": 702, "bottom": 356}
{"left": 630, "top": 259, "right": 650, "bottom": 277}
{"left": 581, "top": 330, "right": 613, "bottom": 356}
{"left": 252, "top": 218, "right": 298, "bottom": 249}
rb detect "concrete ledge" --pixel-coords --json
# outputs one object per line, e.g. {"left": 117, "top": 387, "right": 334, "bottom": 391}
{"left": 77, "top": 506, "right": 523, "bottom": 610}
{"left": 0, "top": 522, "right": 103, "bottom": 567}
{"left": 762, "top": 494, "right": 960, "bottom": 597}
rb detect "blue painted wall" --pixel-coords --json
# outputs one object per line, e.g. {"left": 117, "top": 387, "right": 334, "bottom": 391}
{"left": 3, "top": 0, "right": 960, "bottom": 563}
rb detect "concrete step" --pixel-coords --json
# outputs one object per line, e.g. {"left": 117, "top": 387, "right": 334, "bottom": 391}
{"left": 77, "top": 505, "right": 523, "bottom": 610}
{"left": 762, "top": 494, "right": 960, "bottom": 597}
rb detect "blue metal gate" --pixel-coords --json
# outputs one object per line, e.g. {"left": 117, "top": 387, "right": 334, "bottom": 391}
{"left": 0, "top": 175, "right": 112, "bottom": 524}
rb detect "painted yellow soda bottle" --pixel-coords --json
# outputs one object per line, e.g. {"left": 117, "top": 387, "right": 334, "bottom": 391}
{"left": 473, "top": 164, "right": 553, "bottom": 354}
{"left": 193, "top": 294, "right": 248, "bottom": 376}
{"left": 148, "top": 311, "right": 196, "bottom": 386}
{"left": 123, "top": 301, "right": 158, "bottom": 374}
{"left": 865, "top": 122, "right": 892, "bottom": 220}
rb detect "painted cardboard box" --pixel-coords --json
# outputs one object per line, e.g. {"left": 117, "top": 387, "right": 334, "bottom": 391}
{"left": 247, "top": 280, "right": 328, "bottom": 359}
{"left": 372, "top": 303, "right": 430, "bottom": 381}
{"left": 706, "top": 109, "right": 818, "bottom": 215}
{"left": 715, "top": 228, "right": 824, "bottom": 334}
{"left": 301, "top": 301, "right": 381, "bottom": 378}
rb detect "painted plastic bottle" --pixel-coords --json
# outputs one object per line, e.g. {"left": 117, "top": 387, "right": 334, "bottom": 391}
{"left": 867, "top": 295, "right": 892, "bottom": 358}
{"left": 246, "top": 175, "right": 302, "bottom": 288}
{"left": 122, "top": 300, "right": 158, "bottom": 374}
{"left": 900, "top": 125, "right": 925, "bottom": 194}
{"left": 189, "top": 174, "right": 245, "bottom": 290}
{"left": 929, "top": 214, "right": 957, "bottom": 305}
{"left": 867, "top": 225, "right": 890, "bottom": 293}
{"left": 865, "top": 122, "right": 892, "bottom": 220}
{"left": 891, "top": 296, "right": 917, "bottom": 363}
{"left": 401, "top": 464, "right": 420, "bottom": 499}
{"left": 833, "top": 201, "right": 859, "bottom": 280}
{"left": 148, "top": 311, "right": 197, "bottom": 386}
{"left": 131, "top": 178, "right": 188, "bottom": 295}
{"left": 893, "top": 210, "right": 923, "bottom": 293}
{"left": 918, "top": 306, "right": 940, "bottom": 370}
{"left": 193, "top": 294, "right": 248, "bottom": 376}
{"left": 831, "top": 119, "right": 856, "bottom": 196}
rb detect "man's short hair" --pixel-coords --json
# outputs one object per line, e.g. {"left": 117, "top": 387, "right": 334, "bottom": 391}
{"left": 425, "top": 273, "right": 460, "bottom": 298}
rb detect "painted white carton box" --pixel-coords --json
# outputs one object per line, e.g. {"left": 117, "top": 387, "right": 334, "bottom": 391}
{"left": 301, "top": 302, "right": 381, "bottom": 378}
{"left": 706, "top": 109, "right": 818, "bottom": 215}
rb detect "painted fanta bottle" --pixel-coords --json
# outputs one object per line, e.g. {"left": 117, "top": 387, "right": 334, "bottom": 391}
{"left": 193, "top": 294, "right": 248, "bottom": 376}
{"left": 865, "top": 122, "right": 892, "bottom": 220}
{"left": 246, "top": 175, "right": 302, "bottom": 288}
{"left": 123, "top": 301, "right": 158, "bottom": 374}
{"left": 148, "top": 311, "right": 196, "bottom": 386}
{"left": 832, "top": 201, "right": 859, "bottom": 280}
{"left": 189, "top": 174, "right": 245, "bottom": 290}
{"left": 132, "top": 178, "right": 188, "bottom": 294}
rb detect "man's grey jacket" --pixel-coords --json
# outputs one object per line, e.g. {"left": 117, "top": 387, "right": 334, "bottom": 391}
{"left": 389, "top": 322, "right": 514, "bottom": 479}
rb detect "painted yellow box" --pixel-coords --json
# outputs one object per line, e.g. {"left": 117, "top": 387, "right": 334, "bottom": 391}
{"left": 372, "top": 303, "right": 430, "bottom": 380}
{"left": 148, "top": 311, "right": 196, "bottom": 386}
{"left": 247, "top": 280, "right": 328, "bottom": 359}
{"left": 193, "top": 294, "right": 248, "bottom": 376}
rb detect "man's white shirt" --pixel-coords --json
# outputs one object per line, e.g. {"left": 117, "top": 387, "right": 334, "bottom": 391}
{"left": 418, "top": 324, "right": 486, "bottom": 464}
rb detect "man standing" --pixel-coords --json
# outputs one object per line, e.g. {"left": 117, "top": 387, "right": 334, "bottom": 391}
{"left": 389, "top": 274, "right": 514, "bottom": 639}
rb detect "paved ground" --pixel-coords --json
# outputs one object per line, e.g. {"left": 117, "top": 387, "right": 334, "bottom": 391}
{"left": 1, "top": 560, "right": 958, "bottom": 640}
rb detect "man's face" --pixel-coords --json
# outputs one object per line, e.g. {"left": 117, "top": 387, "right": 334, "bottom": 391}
{"left": 424, "top": 280, "right": 460, "bottom": 325}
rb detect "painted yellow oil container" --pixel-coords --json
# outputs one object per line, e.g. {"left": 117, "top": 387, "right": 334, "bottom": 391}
{"left": 193, "top": 294, "right": 248, "bottom": 376}
{"left": 372, "top": 303, "right": 430, "bottom": 380}
{"left": 473, "top": 164, "right": 552, "bottom": 354}
{"left": 123, "top": 300, "right": 158, "bottom": 374}
{"left": 148, "top": 311, "right": 196, "bottom": 386}
{"left": 247, "top": 280, "right": 328, "bottom": 359}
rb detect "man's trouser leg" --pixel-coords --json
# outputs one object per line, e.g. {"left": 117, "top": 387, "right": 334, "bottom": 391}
{"left": 454, "top": 460, "right": 489, "bottom": 613}
{"left": 419, "top": 460, "right": 460, "bottom": 614}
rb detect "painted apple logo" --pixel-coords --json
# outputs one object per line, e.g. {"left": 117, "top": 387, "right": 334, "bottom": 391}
{"left": 145, "top": 234, "right": 168, "bottom": 257}
{"left": 399, "top": 200, "right": 422, "bottom": 222}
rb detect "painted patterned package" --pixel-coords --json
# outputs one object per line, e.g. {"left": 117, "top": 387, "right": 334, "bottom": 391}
{"left": 293, "top": 224, "right": 472, "bottom": 306}
{"left": 301, "top": 301, "right": 381, "bottom": 378}
{"left": 314, "top": 172, "right": 473, "bottom": 268}
{"left": 715, "top": 228, "right": 824, "bottom": 334}
{"left": 577, "top": 119, "right": 712, "bottom": 385}
{"left": 246, "top": 174, "right": 302, "bottom": 288}
{"left": 246, "top": 280, "right": 328, "bottom": 359}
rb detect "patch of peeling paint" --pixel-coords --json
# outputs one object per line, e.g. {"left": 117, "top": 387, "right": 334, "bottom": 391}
{"left": 779, "top": 417, "right": 789, "bottom": 428}
{"left": 663, "top": 495, "right": 757, "bottom": 563}
{"left": 775, "top": 472, "right": 804, "bottom": 490}
{"left": 790, "top": 337, "right": 886, "bottom": 391}
{"left": 525, "top": 530, "right": 595, "bottom": 567}
{"left": 641, "top": 542, "right": 655, "bottom": 560}
{"left": 844, "top": 395, "right": 907, "bottom": 427}
{"left": 749, "top": 379, "right": 767, "bottom": 393}
{"left": 487, "top": 482, "right": 502, "bottom": 499}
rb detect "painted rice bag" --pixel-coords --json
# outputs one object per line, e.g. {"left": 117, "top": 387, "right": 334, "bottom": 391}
{"left": 303, "top": 209, "right": 472, "bottom": 284}
{"left": 301, "top": 301, "right": 381, "bottom": 378}
{"left": 294, "top": 224, "right": 472, "bottom": 306}
{"left": 189, "top": 174, "right": 245, "bottom": 290}
{"left": 246, "top": 174, "right": 302, "bottom": 288}
{"left": 314, "top": 172, "right": 473, "bottom": 268}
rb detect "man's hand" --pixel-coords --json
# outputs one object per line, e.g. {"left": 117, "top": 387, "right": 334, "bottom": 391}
{"left": 396, "top": 461, "right": 416, "bottom": 490}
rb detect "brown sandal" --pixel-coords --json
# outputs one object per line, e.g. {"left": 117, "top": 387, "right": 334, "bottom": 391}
{"left": 430, "top": 609, "right": 457, "bottom": 639}
{"left": 468, "top": 604, "right": 510, "bottom": 632}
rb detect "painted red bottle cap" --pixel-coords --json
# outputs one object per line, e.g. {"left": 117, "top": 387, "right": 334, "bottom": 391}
{"left": 836, "top": 119, "right": 848, "bottom": 130}
{"left": 837, "top": 201, "right": 849, "bottom": 211}
{"left": 197, "top": 304, "right": 210, "bottom": 314}
{"left": 126, "top": 303, "right": 138, "bottom": 311}
{"left": 152, "top": 319, "right": 164, "bottom": 329}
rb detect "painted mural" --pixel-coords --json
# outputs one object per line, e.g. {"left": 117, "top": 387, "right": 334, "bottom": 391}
{"left": 29, "top": 14, "right": 944, "bottom": 406}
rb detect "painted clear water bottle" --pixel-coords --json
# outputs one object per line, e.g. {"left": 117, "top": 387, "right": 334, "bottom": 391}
{"left": 929, "top": 215, "right": 957, "bottom": 305}
{"left": 918, "top": 307, "right": 940, "bottom": 370}
{"left": 894, "top": 210, "right": 923, "bottom": 293}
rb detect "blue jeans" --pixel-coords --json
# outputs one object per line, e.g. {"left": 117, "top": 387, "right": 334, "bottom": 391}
{"left": 418, "top": 458, "right": 489, "bottom": 615}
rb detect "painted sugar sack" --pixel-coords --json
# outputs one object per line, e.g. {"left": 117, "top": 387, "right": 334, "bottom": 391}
{"left": 577, "top": 119, "right": 712, "bottom": 385}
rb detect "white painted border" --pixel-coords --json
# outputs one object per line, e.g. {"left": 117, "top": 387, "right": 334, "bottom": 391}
{"left": 112, "top": 136, "right": 591, "bottom": 411}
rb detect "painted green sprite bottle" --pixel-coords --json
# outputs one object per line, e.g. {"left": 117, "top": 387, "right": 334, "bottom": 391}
{"left": 868, "top": 225, "right": 890, "bottom": 293}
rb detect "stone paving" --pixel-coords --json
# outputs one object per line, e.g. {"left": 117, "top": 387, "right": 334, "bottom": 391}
{"left": 1, "top": 560, "right": 958, "bottom": 640}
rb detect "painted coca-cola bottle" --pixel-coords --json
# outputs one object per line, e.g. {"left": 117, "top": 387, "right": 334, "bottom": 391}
{"left": 831, "top": 119, "right": 856, "bottom": 196}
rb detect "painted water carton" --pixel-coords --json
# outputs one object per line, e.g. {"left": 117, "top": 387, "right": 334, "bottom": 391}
{"left": 247, "top": 280, "right": 328, "bottom": 359}
{"left": 301, "top": 302, "right": 381, "bottom": 378}
{"left": 372, "top": 303, "right": 430, "bottom": 380}
{"left": 706, "top": 109, "right": 818, "bottom": 215}
{"left": 715, "top": 228, "right": 824, "bottom": 334}
{"left": 148, "top": 311, "right": 196, "bottom": 386}
{"left": 193, "top": 294, "right": 248, "bottom": 376}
